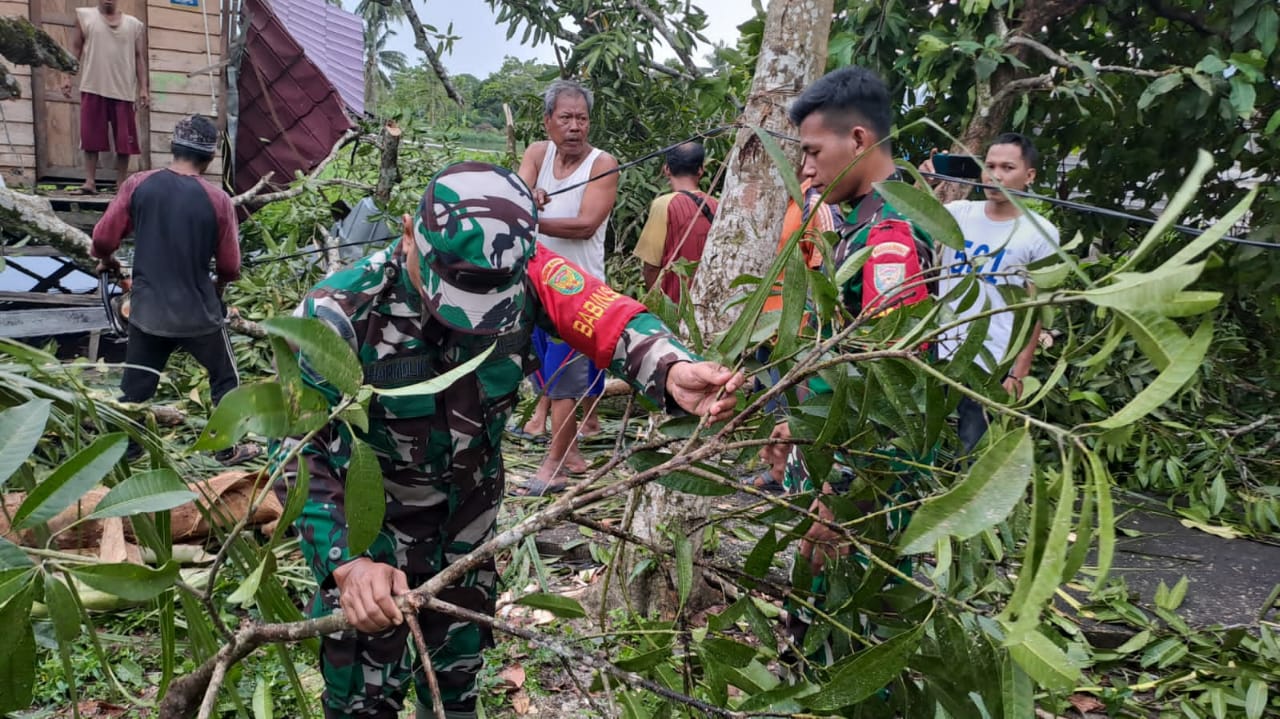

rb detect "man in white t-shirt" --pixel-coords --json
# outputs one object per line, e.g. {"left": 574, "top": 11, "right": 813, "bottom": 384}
{"left": 924, "top": 132, "right": 1059, "bottom": 451}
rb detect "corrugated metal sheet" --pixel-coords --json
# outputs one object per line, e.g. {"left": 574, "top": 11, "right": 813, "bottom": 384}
{"left": 234, "top": 0, "right": 357, "bottom": 195}
{"left": 271, "top": 0, "right": 366, "bottom": 116}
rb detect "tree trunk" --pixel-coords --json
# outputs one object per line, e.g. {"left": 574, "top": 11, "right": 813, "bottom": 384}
{"left": 0, "top": 15, "right": 78, "bottom": 73}
{"left": 613, "top": 0, "right": 836, "bottom": 621}
{"left": 687, "top": 0, "right": 835, "bottom": 336}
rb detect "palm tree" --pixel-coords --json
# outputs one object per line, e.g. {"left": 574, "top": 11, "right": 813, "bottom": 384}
{"left": 355, "top": 0, "right": 407, "bottom": 111}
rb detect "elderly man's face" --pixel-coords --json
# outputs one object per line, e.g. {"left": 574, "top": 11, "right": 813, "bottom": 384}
{"left": 544, "top": 93, "right": 591, "bottom": 156}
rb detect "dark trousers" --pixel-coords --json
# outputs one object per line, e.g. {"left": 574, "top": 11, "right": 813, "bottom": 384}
{"left": 956, "top": 396, "right": 990, "bottom": 454}
{"left": 120, "top": 323, "right": 239, "bottom": 405}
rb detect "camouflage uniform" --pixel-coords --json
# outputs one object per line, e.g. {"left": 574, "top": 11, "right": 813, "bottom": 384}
{"left": 784, "top": 190, "right": 935, "bottom": 653}
{"left": 277, "top": 163, "right": 696, "bottom": 718}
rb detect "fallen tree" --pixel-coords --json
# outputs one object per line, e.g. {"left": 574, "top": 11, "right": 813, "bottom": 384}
{"left": 0, "top": 15, "right": 77, "bottom": 100}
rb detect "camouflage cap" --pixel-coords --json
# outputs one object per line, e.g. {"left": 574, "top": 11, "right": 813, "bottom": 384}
{"left": 413, "top": 161, "right": 538, "bottom": 334}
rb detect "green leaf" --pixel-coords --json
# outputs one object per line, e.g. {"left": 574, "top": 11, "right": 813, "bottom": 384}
{"left": 1229, "top": 75, "right": 1257, "bottom": 119}
{"left": 1120, "top": 150, "right": 1212, "bottom": 271}
{"left": 0, "top": 399, "right": 51, "bottom": 489}
{"left": 1083, "top": 263, "right": 1204, "bottom": 313}
{"left": 269, "top": 460, "right": 310, "bottom": 550}
{"left": 344, "top": 439, "right": 386, "bottom": 557}
{"left": 269, "top": 336, "right": 303, "bottom": 390}
{"left": 43, "top": 574, "right": 80, "bottom": 643}
{"left": 1000, "top": 651, "right": 1033, "bottom": 719}
{"left": 773, "top": 238, "right": 810, "bottom": 360}
{"left": 1245, "top": 679, "right": 1267, "bottom": 719}
{"left": 253, "top": 674, "right": 274, "bottom": 719}
{"left": 515, "top": 592, "right": 586, "bottom": 619}
{"left": 194, "top": 383, "right": 292, "bottom": 451}
{"left": 801, "top": 623, "right": 924, "bottom": 710}
{"left": 370, "top": 346, "right": 495, "bottom": 397}
{"left": 743, "top": 528, "right": 778, "bottom": 581}
{"left": 1137, "top": 73, "right": 1184, "bottom": 110}
{"left": 1265, "top": 108, "right": 1280, "bottom": 136}
{"left": 674, "top": 532, "right": 693, "bottom": 612}
{"left": 0, "top": 586, "right": 36, "bottom": 713}
{"left": 1090, "top": 454, "right": 1115, "bottom": 584}
{"left": 70, "top": 560, "right": 179, "bottom": 602}
{"left": 751, "top": 126, "right": 804, "bottom": 208}
{"left": 86, "top": 469, "right": 197, "bottom": 520}
{"left": 1118, "top": 310, "right": 1186, "bottom": 371}
{"left": 628, "top": 450, "right": 734, "bottom": 496}
{"left": 833, "top": 245, "right": 875, "bottom": 289}
{"left": 1097, "top": 318, "right": 1213, "bottom": 429}
{"left": 1159, "top": 188, "right": 1255, "bottom": 270}
{"left": 1006, "top": 629, "right": 1080, "bottom": 692}
{"left": 262, "top": 316, "right": 362, "bottom": 397}
{"left": 1194, "top": 55, "right": 1228, "bottom": 75}
{"left": 1006, "top": 460, "right": 1075, "bottom": 636}
{"left": 898, "top": 428, "right": 1034, "bottom": 555}
{"left": 0, "top": 538, "right": 32, "bottom": 570}
{"left": 228, "top": 555, "right": 275, "bottom": 606}
{"left": 872, "top": 180, "right": 966, "bottom": 250}
{"left": 14, "top": 433, "right": 126, "bottom": 530}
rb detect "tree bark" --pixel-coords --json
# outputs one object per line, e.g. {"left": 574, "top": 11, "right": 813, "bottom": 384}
{"left": 0, "top": 15, "right": 78, "bottom": 74}
{"left": 374, "top": 120, "right": 401, "bottom": 206}
{"left": 616, "top": 0, "right": 836, "bottom": 620}
{"left": 687, "top": 0, "right": 835, "bottom": 336}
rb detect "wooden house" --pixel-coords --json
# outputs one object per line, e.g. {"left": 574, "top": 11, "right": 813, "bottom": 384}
{"left": 1, "top": 0, "right": 228, "bottom": 188}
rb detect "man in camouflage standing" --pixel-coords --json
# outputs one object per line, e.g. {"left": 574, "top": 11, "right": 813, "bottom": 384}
{"left": 279, "top": 162, "right": 743, "bottom": 719}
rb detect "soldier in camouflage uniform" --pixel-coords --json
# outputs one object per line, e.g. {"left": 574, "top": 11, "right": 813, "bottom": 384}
{"left": 778, "top": 67, "right": 935, "bottom": 656}
{"left": 278, "top": 162, "right": 743, "bottom": 719}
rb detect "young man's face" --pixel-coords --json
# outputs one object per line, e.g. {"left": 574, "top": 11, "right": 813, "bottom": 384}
{"left": 797, "top": 111, "right": 864, "bottom": 205}
{"left": 544, "top": 94, "right": 591, "bottom": 156}
{"left": 983, "top": 143, "right": 1035, "bottom": 203}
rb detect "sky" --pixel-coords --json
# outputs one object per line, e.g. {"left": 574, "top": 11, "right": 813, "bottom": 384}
{"left": 386, "top": 0, "right": 760, "bottom": 79}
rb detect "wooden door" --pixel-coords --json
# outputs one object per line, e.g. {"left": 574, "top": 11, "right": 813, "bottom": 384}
{"left": 31, "top": 0, "right": 151, "bottom": 183}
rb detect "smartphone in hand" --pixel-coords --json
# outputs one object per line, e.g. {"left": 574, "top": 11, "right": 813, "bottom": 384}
{"left": 931, "top": 153, "right": 983, "bottom": 179}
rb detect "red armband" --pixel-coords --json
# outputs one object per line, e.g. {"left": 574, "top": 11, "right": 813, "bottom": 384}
{"left": 862, "top": 219, "right": 928, "bottom": 316}
{"left": 528, "top": 245, "right": 647, "bottom": 367}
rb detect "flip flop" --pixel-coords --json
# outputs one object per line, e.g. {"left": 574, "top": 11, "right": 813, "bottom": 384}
{"left": 505, "top": 424, "right": 546, "bottom": 443}
{"left": 508, "top": 477, "right": 567, "bottom": 497}
{"left": 68, "top": 186, "right": 98, "bottom": 196}
{"left": 215, "top": 442, "right": 262, "bottom": 466}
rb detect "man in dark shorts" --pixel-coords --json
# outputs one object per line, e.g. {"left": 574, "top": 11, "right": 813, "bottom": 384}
{"left": 61, "top": 0, "right": 148, "bottom": 194}
{"left": 92, "top": 115, "right": 254, "bottom": 465}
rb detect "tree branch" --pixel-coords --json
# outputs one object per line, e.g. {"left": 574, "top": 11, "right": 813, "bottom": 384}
{"left": 989, "top": 73, "right": 1055, "bottom": 109}
{"left": 0, "top": 16, "right": 79, "bottom": 72}
{"left": 396, "top": 0, "right": 464, "bottom": 107}
{"left": 1005, "top": 35, "right": 1175, "bottom": 78}
{"left": 625, "top": 0, "right": 701, "bottom": 78}
{"left": 374, "top": 120, "right": 402, "bottom": 206}
{"left": 1145, "top": 0, "right": 1221, "bottom": 38}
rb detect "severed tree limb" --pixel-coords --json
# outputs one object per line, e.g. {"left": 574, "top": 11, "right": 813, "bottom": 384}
{"left": 989, "top": 73, "right": 1056, "bottom": 110}
{"left": 396, "top": 0, "right": 464, "bottom": 107}
{"left": 0, "top": 15, "right": 79, "bottom": 73}
{"left": 373, "top": 120, "right": 402, "bottom": 206}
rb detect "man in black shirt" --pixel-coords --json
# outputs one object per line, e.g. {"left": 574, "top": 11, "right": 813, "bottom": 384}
{"left": 92, "top": 114, "right": 255, "bottom": 464}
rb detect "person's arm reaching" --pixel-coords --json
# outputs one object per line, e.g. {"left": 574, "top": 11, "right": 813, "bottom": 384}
{"left": 60, "top": 15, "right": 84, "bottom": 98}
{"left": 134, "top": 21, "right": 149, "bottom": 108}
{"left": 535, "top": 153, "right": 619, "bottom": 240}
{"left": 91, "top": 173, "right": 142, "bottom": 273}
{"left": 210, "top": 189, "right": 241, "bottom": 297}
{"left": 517, "top": 142, "right": 549, "bottom": 209}
{"left": 528, "top": 245, "right": 743, "bottom": 417}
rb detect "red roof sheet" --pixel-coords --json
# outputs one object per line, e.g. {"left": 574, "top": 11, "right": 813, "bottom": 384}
{"left": 234, "top": 0, "right": 357, "bottom": 196}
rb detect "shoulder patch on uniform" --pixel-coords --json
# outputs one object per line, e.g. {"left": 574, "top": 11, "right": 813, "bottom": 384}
{"left": 873, "top": 263, "right": 907, "bottom": 293}
{"left": 542, "top": 257, "right": 586, "bottom": 296}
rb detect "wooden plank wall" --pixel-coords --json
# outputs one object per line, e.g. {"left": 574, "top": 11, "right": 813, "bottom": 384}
{"left": 146, "top": 0, "right": 223, "bottom": 179}
{"left": 0, "top": 0, "right": 38, "bottom": 187}
{"left": 0, "top": 0, "right": 224, "bottom": 187}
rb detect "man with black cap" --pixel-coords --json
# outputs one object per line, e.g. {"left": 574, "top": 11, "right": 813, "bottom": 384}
{"left": 279, "top": 161, "right": 744, "bottom": 719}
{"left": 93, "top": 114, "right": 254, "bottom": 464}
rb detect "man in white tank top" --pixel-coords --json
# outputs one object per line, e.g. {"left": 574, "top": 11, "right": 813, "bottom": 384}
{"left": 512, "top": 80, "right": 619, "bottom": 493}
